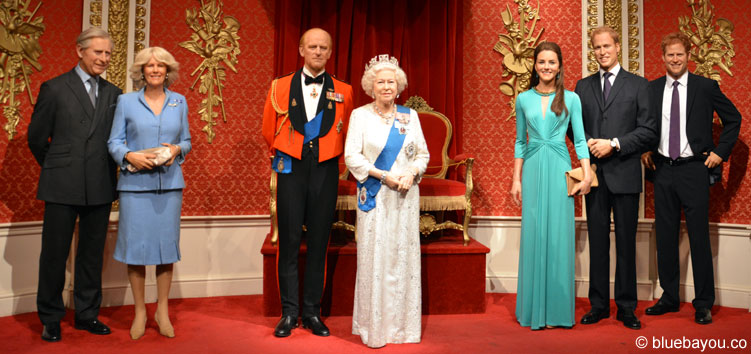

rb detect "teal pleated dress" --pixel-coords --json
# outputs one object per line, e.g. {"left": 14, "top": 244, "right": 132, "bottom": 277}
{"left": 513, "top": 89, "right": 589, "bottom": 329}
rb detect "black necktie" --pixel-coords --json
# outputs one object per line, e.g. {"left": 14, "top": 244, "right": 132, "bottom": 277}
{"left": 602, "top": 72, "right": 612, "bottom": 102}
{"left": 304, "top": 74, "right": 323, "bottom": 85}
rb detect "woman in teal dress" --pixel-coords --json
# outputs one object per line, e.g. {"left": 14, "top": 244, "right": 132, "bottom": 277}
{"left": 510, "top": 42, "right": 593, "bottom": 329}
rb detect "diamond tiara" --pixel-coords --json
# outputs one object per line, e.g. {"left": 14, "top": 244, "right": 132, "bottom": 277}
{"left": 365, "top": 54, "right": 399, "bottom": 72}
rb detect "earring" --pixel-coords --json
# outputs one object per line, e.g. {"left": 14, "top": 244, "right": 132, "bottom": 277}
{"left": 556, "top": 72, "right": 561, "bottom": 80}
{"left": 140, "top": 74, "right": 145, "bottom": 80}
{"left": 165, "top": 73, "right": 169, "bottom": 81}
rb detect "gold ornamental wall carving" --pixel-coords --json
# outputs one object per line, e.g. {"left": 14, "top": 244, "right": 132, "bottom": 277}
{"left": 0, "top": 0, "right": 45, "bottom": 140}
{"left": 180, "top": 0, "right": 241, "bottom": 143}
{"left": 107, "top": 0, "right": 128, "bottom": 91}
{"left": 493, "top": 0, "right": 544, "bottom": 121}
{"left": 133, "top": 0, "right": 147, "bottom": 54}
{"left": 678, "top": 0, "right": 734, "bottom": 83}
{"left": 584, "top": 0, "right": 643, "bottom": 76}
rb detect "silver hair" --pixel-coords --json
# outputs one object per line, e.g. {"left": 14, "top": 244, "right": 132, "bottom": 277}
{"left": 76, "top": 27, "right": 112, "bottom": 50}
{"left": 129, "top": 47, "right": 180, "bottom": 89}
{"left": 361, "top": 62, "right": 408, "bottom": 99}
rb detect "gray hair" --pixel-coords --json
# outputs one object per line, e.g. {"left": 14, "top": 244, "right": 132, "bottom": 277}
{"left": 129, "top": 47, "right": 180, "bottom": 89}
{"left": 361, "top": 62, "right": 408, "bottom": 99}
{"left": 76, "top": 27, "right": 112, "bottom": 50}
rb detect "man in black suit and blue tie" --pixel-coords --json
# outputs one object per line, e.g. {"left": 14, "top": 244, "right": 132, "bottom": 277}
{"left": 574, "top": 26, "right": 657, "bottom": 330}
{"left": 27, "top": 27, "right": 122, "bottom": 342}
{"left": 641, "top": 32, "right": 741, "bottom": 325}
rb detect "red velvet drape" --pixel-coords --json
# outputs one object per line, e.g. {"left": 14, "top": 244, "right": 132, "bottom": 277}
{"left": 273, "top": 0, "right": 463, "bottom": 155}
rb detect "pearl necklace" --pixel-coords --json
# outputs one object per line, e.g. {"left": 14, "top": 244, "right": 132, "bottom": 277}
{"left": 373, "top": 103, "right": 395, "bottom": 124}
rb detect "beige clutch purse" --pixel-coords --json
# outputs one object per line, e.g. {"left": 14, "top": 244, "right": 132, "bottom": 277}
{"left": 565, "top": 164, "right": 598, "bottom": 195}
{"left": 125, "top": 146, "right": 172, "bottom": 172}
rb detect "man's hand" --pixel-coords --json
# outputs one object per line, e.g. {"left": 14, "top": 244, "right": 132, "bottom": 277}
{"left": 588, "top": 138, "right": 614, "bottom": 159}
{"left": 704, "top": 151, "right": 723, "bottom": 168}
{"left": 641, "top": 151, "right": 655, "bottom": 170}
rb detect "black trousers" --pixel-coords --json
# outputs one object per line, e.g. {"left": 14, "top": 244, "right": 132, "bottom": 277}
{"left": 585, "top": 172, "right": 640, "bottom": 312}
{"left": 37, "top": 202, "right": 112, "bottom": 325}
{"left": 276, "top": 151, "right": 338, "bottom": 318}
{"left": 653, "top": 158, "right": 714, "bottom": 310}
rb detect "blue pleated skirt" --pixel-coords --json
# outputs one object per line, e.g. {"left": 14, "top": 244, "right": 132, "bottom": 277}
{"left": 114, "top": 190, "right": 183, "bottom": 265}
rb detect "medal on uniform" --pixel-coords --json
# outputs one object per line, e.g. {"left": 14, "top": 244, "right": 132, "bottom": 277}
{"left": 310, "top": 87, "right": 318, "bottom": 99}
{"left": 336, "top": 120, "right": 343, "bottom": 133}
{"left": 359, "top": 186, "right": 367, "bottom": 204}
{"left": 326, "top": 91, "right": 344, "bottom": 102}
{"left": 291, "top": 98, "right": 297, "bottom": 107}
{"left": 328, "top": 101, "right": 333, "bottom": 110}
{"left": 277, "top": 159, "right": 284, "bottom": 171}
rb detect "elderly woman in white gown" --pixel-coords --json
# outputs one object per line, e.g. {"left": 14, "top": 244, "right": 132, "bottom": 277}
{"left": 344, "top": 55, "right": 429, "bottom": 348}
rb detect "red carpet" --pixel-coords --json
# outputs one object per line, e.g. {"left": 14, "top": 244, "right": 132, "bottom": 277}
{"left": 2, "top": 294, "right": 749, "bottom": 353}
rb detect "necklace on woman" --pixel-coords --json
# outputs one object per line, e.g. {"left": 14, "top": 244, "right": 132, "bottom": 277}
{"left": 373, "top": 103, "right": 395, "bottom": 124}
{"left": 533, "top": 86, "right": 555, "bottom": 96}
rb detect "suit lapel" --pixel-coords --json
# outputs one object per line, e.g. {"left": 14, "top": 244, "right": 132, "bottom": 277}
{"left": 653, "top": 76, "right": 667, "bottom": 137}
{"left": 65, "top": 70, "right": 94, "bottom": 119}
{"left": 686, "top": 73, "right": 698, "bottom": 122}
{"left": 288, "top": 70, "right": 306, "bottom": 134}
{"left": 603, "top": 71, "right": 627, "bottom": 110}
{"left": 318, "top": 73, "right": 335, "bottom": 136}
{"left": 589, "top": 74, "right": 605, "bottom": 111}
{"left": 87, "top": 79, "right": 115, "bottom": 137}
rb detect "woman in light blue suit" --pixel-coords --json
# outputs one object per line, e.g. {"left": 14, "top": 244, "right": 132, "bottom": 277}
{"left": 108, "top": 47, "right": 190, "bottom": 340}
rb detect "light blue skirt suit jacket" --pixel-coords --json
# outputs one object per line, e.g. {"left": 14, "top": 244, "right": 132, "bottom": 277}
{"left": 107, "top": 88, "right": 191, "bottom": 265}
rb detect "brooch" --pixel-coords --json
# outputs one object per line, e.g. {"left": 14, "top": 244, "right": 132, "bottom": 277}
{"left": 404, "top": 142, "right": 416, "bottom": 159}
{"left": 326, "top": 91, "right": 344, "bottom": 102}
{"left": 396, "top": 112, "right": 410, "bottom": 124}
{"left": 359, "top": 186, "right": 367, "bottom": 204}
{"left": 167, "top": 99, "right": 180, "bottom": 107}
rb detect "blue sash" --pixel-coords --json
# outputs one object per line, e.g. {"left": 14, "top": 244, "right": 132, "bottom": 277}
{"left": 357, "top": 105, "right": 410, "bottom": 212}
{"left": 272, "top": 111, "right": 323, "bottom": 174}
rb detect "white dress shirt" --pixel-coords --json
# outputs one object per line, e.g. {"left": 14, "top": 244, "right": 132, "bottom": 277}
{"left": 599, "top": 63, "right": 620, "bottom": 92}
{"left": 599, "top": 63, "right": 621, "bottom": 150}
{"left": 658, "top": 71, "right": 692, "bottom": 158}
{"left": 301, "top": 67, "right": 324, "bottom": 121}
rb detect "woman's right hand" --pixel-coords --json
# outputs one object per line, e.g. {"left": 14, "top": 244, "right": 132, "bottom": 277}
{"left": 126, "top": 152, "right": 157, "bottom": 171}
{"left": 383, "top": 173, "right": 401, "bottom": 190}
{"left": 510, "top": 180, "right": 522, "bottom": 206}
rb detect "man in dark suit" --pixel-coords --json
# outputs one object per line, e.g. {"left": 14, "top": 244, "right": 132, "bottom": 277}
{"left": 574, "top": 26, "right": 657, "bottom": 330}
{"left": 261, "top": 28, "right": 354, "bottom": 337}
{"left": 27, "top": 27, "right": 122, "bottom": 342}
{"left": 641, "top": 32, "right": 741, "bottom": 325}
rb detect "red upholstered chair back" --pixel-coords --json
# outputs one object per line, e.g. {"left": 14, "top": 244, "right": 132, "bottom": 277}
{"left": 417, "top": 111, "right": 451, "bottom": 178}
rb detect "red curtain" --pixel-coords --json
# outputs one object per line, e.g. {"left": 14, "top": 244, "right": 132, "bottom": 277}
{"left": 273, "top": 0, "right": 463, "bottom": 155}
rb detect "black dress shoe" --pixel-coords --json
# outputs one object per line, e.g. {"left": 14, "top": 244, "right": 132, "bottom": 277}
{"left": 74, "top": 319, "right": 111, "bottom": 335}
{"left": 616, "top": 310, "right": 642, "bottom": 330}
{"left": 274, "top": 315, "right": 298, "bottom": 337}
{"left": 695, "top": 308, "right": 712, "bottom": 325}
{"left": 580, "top": 309, "right": 609, "bottom": 324}
{"left": 41, "top": 322, "right": 61, "bottom": 342}
{"left": 302, "top": 316, "right": 330, "bottom": 337}
{"left": 645, "top": 300, "right": 679, "bottom": 315}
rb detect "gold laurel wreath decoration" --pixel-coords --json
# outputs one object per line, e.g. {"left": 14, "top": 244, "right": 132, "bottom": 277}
{"left": 493, "top": 0, "right": 544, "bottom": 121}
{"left": 0, "top": 0, "right": 44, "bottom": 140}
{"left": 678, "top": 0, "right": 734, "bottom": 84}
{"left": 179, "top": 0, "right": 240, "bottom": 143}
